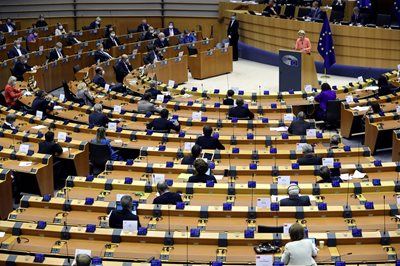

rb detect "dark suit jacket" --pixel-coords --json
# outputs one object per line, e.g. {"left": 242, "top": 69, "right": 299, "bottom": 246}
{"left": 146, "top": 118, "right": 180, "bottom": 133}
{"left": 48, "top": 49, "right": 65, "bottom": 62}
{"left": 154, "top": 38, "right": 169, "bottom": 48}
{"left": 308, "top": 8, "right": 323, "bottom": 19}
{"left": 145, "top": 87, "right": 162, "bottom": 99}
{"left": 263, "top": 6, "right": 278, "bottom": 16}
{"left": 94, "top": 50, "right": 112, "bottom": 63}
{"left": 351, "top": 14, "right": 364, "bottom": 24}
{"left": 38, "top": 141, "right": 63, "bottom": 157}
{"left": 195, "top": 136, "right": 225, "bottom": 150}
{"left": 228, "top": 106, "right": 254, "bottom": 119}
{"left": 12, "top": 61, "right": 32, "bottom": 81}
{"left": 0, "top": 36, "right": 5, "bottom": 45}
{"left": 115, "top": 60, "right": 133, "bottom": 83}
{"left": 92, "top": 74, "right": 106, "bottom": 88}
{"left": 1, "top": 23, "right": 16, "bottom": 33}
{"left": 288, "top": 120, "right": 311, "bottom": 136}
{"left": 297, "top": 154, "right": 322, "bottom": 165}
{"left": 32, "top": 97, "right": 53, "bottom": 113}
{"left": 223, "top": 98, "right": 234, "bottom": 105}
{"left": 8, "top": 46, "right": 28, "bottom": 59}
{"left": 280, "top": 196, "right": 311, "bottom": 206}
{"left": 66, "top": 35, "right": 79, "bottom": 46}
{"left": 163, "top": 28, "right": 181, "bottom": 37}
{"left": 89, "top": 21, "right": 100, "bottom": 29}
{"left": 104, "top": 36, "right": 122, "bottom": 49}
{"left": 109, "top": 209, "right": 141, "bottom": 229}
{"left": 153, "top": 192, "right": 183, "bottom": 205}
{"left": 188, "top": 174, "right": 217, "bottom": 183}
{"left": 137, "top": 23, "right": 149, "bottom": 32}
{"left": 227, "top": 20, "right": 239, "bottom": 39}
{"left": 2, "top": 123, "right": 14, "bottom": 130}
{"left": 36, "top": 20, "right": 48, "bottom": 28}
{"left": 144, "top": 31, "right": 157, "bottom": 40}
{"left": 181, "top": 156, "right": 197, "bottom": 165}
{"left": 89, "top": 112, "right": 110, "bottom": 127}
{"left": 143, "top": 51, "right": 163, "bottom": 65}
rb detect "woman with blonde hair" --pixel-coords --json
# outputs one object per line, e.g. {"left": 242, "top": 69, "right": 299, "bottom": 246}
{"left": 295, "top": 30, "right": 311, "bottom": 54}
{"left": 91, "top": 127, "right": 121, "bottom": 161}
{"left": 5, "top": 76, "right": 23, "bottom": 109}
{"left": 76, "top": 82, "right": 94, "bottom": 106}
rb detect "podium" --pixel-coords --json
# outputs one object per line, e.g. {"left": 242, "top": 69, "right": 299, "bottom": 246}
{"left": 278, "top": 49, "right": 318, "bottom": 92}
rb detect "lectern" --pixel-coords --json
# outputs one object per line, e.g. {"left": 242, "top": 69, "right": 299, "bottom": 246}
{"left": 278, "top": 49, "right": 318, "bottom": 92}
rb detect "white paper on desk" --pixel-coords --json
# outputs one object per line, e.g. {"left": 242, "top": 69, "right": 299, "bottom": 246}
{"left": 224, "top": 42, "right": 229, "bottom": 48}
{"left": 152, "top": 174, "right": 165, "bottom": 184}
{"left": 113, "top": 105, "right": 122, "bottom": 114}
{"left": 123, "top": 220, "right": 138, "bottom": 233}
{"left": 257, "top": 198, "right": 270, "bottom": 208}
{"left": 53, "top": 105, "right": 63, "bottom": 110}
{"left": 105, "top": 84, "right": 110, "bottom": 91}
{"left": 108, "top": 122, "right": 117, "bottom": 131}
{"left": 0, "top": 232, "right": 5, "bottom": 237}
{"left": 397, "top": 64, "right": 400, "bottom": 71}
{"left": 114, "top": 139, "right": 123, "bottom": 143}
{"left": 192, "top": 111, "right": 202, "bottom": 120}
{"left": 270, "top": 127, "right": 288, "bottom": 132}
{"left": 366, "top": 86, "right": 379, "bottom": 91}
{"left": 296, "top": 143, "right": 307, "bottom": 152}
{"left": 306, "top": 129, "right": 317, "bottom": 137}
{"left": 178, "top": 51, "right": 184, "bottom": 57}
{"left": 322, "top": 158, "right": 334, "bottom": 167}
{"left": 277, "top": 176, "right": 290, "bottom": 186}
{"left": 256, "top": 255, "right": 273, "bottom": 266}
{"left": 23, "top": 91, "right": 32, "bottom": 96}
{"left": 351, "top": 106, "right": 370, "bottom": 112}
{"left": 35, "top": 110, "right": 43, "bottom": 119}
{"left": 357, "top": 76, "right": 364, "bottom": 83}
{"left": 283, "top": 223, "right": 292, "bottom": 235}
{"left": 39, "top": 46, "right": 44, "bottom": 52}
{"left": 116, "top": 194, "right": 126, "bottom": 202}
{"left": 19, "top": 161, "right": 32, "bottom": 167}
{"left": 304, "top": 85, "right": 312, "bottom": 93}
{"left": 57, "top": 132, "right": 67, "bottom": 141}
{"left": 74, "top": 249, "right": 91, "bottom": 257}
{"left": 215, "top": 175, "right": 223, "bottom": 180}
{"left": 396, "top": 106, "right": 400, "bottom": 113}
{"left": 340, "top": 173, "right": 352, "bottom": 181}
{"left": 59, "top": 94, "right": 65, "bottom": 102}
{"left": 97, "top": 94, "right": 105, "bottom": 98}
{"left": 168, "top": 80, "right": 175, "bottom": 88}
{"left": 156, "top": 94, "right": 165, "bottom": 102}
{"left": 184, "top": 142, "right": 195, "bottom": 150}
{"left": 32, "top": 125, "right": 47, "bottom": 130}
{"left": 345, "top": 95, "right": 354, "bottom": 104}
{"left": 397, "top": 196, "right": 400, "bottom": 206}
{"left": 283, "top": 114, "right": 294, "bottom": 121}
{"left": 19, "top": 144, "right": 30, "bottom": 154}
{"left": 352, "top": 170, "right": 366, "bottom": 179}
{"left": 132, "top": 49, "right": 138, "bottom": 56}
{"left": 62, "top": 147, "right": 69, "bottom": 153}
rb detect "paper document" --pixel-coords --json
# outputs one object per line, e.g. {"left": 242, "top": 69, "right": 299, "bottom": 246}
{"left": 270, "top": 127, "right": 288, "bottom": 132}
{"left": 350, "top": 106, "right": 370, "bottom": 112}
{"left": 19, "top": 161, "right": 32, "bottom": 167}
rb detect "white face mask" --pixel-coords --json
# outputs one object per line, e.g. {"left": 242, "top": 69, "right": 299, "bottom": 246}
{"left": 102, "top": 71, "right": 105, "bottom": 75}
{"left": 58, "top": 26, "right": 63, "bottom": 30}
{"left": 16, "top": 44, "right": 21, "bottom": 49}
{"left": 110, "top": 33, "right": 116, "bottom": 37}
{"left": 96, "top": 21, "right": 100, "bottom": 24}
{"left": 160, "top": 38, "right": 165, "bottom": 42}
{"left": 169, "top": 25, "right": 173, "bottom": 29}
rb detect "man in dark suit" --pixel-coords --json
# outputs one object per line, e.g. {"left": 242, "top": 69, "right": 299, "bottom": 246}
{"left": 145, "top": 80, "right": 163, "bottom": 99}
{"left": 137, "top": 19, "right": 150, "bottom": 33}
{"left": 227, "top": 14, "right": 239, "bottom": 61}
{"left": 188, "top": 159, "right": 217, "bottom": 183}
{"left": 279, "top": 184, "right": 311, "bottom": 206}
{"left": 89, "top": 104, "right": 110, "bottom": 127}
{"left": 32, "top": 90, "right": 53, "bottom": 114}
{"left": 109, "top": 195, "right": 141, "bottom": 229}
{"left": 66, "top": 31, "right": 81, "bottom": 46}
{"left": 104, "top": 31, "right": 122, "bottom": 49}
{"left": 92, "top": 67, "right": 107, "bottom": 88}
{"left": 88, "top": 17, "right": 101, "bottom": 29}
{"left": 35, "top": 15, "right": 48, "bottom": 28}
{"left": 154, "top": 33, "right": 169, "bottom": 48}
{"left": 2, "top": 113, "right": 17, "bottom": 130}
{"left": 143, "top": 44, "right": 164, "bottom": 65}
{"left": 8, "top": 40, "right": 28, "bottom": 59}
{"left": 153, "top": 182, "right": 183, "bottom": 205}
{"left": 1, "top": 18, "right": 16, "bottom": 33}
{"left": 12, "top": 56, "right": 32, "bottom": 81}
{"left": 329, "top": 134, "right": 340, "bottom": 149}
{"left": 48, "top": 42, "right": 65, "bottom": 62}
{"left": 195, "top": 125, "right": 225, "bottom": 150}
{"left": 223, "top": 89, "right": 235, "bottom": 105}
{"left": 163, "top": 22, "right": 181, "bottom": 37}
{"left": 351, "top": 7, "right": 364, "bottom": 25}
{"left": 288, "top": 111, "right": 310, "bottom": 135}
{"left": 181, "top": 144, "right": 202, "bottom": 165}
{"left": 0, "top": 32, "right": 5, "bottom": 46}
{"left": 144, "top": 26, "right": 157, "bottom": 40}
{"left": 38, "top": 131, "right": 63, "bottom": 157}
{"left": 114, "top": 54, "right": 133, "bottom": 83}
{"left": 146, "top": 109, "right": 180, "bottom": 133}
{"left": 297, "top": 143, "right": 322, "bottom": 165}
{"left": 228, "top": 98, "right": 254, "bottom": 119}
{"left": 263, "top": 0, "right": 279, "bottom": 16}
{"left": 94, "top": 43, "right": 113, "bottom": 63}
{"left": 307, "top": 1, "right": 323, "bottom": 20}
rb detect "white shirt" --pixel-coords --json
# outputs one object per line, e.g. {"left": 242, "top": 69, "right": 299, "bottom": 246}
{"left": 56, "top": 49, "right": 63, "bottom": 59}
{"left": 169, "top": 28, "right": 174, "bottom": 36}
{"left": 15, "top": 46, "right": 22, "bottom": 56}
{"left": 111, "top": 37, "right": 118, "bottom": 47}
{"left": 101, "top": 50, "right": 112, "bottom": 59}
{"left": 7, "top": 24, "right": 13, "bottom": 32}
{"left": 281, "top": 239, "right": 318, "bottom": 266}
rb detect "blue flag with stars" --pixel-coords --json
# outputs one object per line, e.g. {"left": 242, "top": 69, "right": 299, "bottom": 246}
{"left": 395, "top": 0, "right": 400, "bottom": 24}
{"left": 317, "top": 15, "right": 336, "bottom": 69}
{"left": 357, "top": 0, "right": 372, "bottom": 8}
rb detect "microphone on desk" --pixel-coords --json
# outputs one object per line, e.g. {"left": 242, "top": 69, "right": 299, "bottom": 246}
{"left": 167, "top": 204, "right": 171, "bottom": 235}
{"left": 253, "top": 125, "right": 257, "bottom": 155}
{"left": 226, "top": 74, "right": 230, "bottom": 92}
{"left": 185, "top": 225, "right": 189, "bottom": 266}
{"left": 63, "top": 188, "right": 71, "bottom": 265}
{"left": 344, "top": 176, "right": 351, "bottom": 218}
{"left": 218, "top": 96, "right": 221, "bottom": 123}
{"left": 228, "top": 153, "right": 232, "bottom": 179}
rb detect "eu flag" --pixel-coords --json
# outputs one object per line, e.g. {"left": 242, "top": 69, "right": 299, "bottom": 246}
{"left": 317, "top": 15, "right": 336, "bottom": 69}
{"left": 357, "top": 0, "right": 372, "bottom": 8}
{"left": 395, "top": 0, "right": 400, "bottom": 24}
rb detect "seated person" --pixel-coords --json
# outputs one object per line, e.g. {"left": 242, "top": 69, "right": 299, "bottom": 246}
{"left": 377, "top": 75, "right": 394, "bottom": 96}
{"left": 0, "top": 32, "right": 5, "bottom": 46}
{"left": 137, "top": 92, "right": 162, "bottom": 114}
{"left": 104, "top": 25, "right": 113, "bottom": 38}
{"left": 54, "top": 23, "right": 66, "bottom": 35}
{"left": 263, "top": 0, "right": 279, "bottom": 16}
{"left": 66, "top": 31, "right": 81, "bottom": 46}
{"left": 12, "top": 56, "right": 33, "bottom": 81}
{"left": 195, "top": 125, "right": 225, "bottom": 150}
{"left": 163, "top": 21, "right": 181, "bottom": 37}
{"left": 2, "top": 113, "right": 17, "bottom": 130}
{"left": 137, "top": 19, "right": 150, "bottom": 32}
{"left": 32, "top": 90, "right": 53, "bottom": 114}
{"left": 351, "top": 7, "right": 364, "bottom": 25}
{"left": 145, "top": 80, "right": 163, "bottom": 99}
{"left": 228, "top": 98, "right": 254, "bottom": 119}
{"left": 88, "top": 17, "right": 101, "bottom": 29}
{"left": 188, "top": 159, "right": 217, "bottom": 183}
{"left": 91, "top": 127, "right": 121, "bottom": 161}
{"left": 8, "top": 39, "right": 28, "bottom": 59}
{"left": 5, "top": 76, "right": 22, "bottom": 109}
{"left": 180, "top": 29, "right": 197, "bottom": 44}
{"left": 317, "top": 165, "right": 341, "bottom": 184}
{"left": 297, "top": 144, "right": 322, "bottom": 165}
{"left": 223, "top": 89, "right": 235, "bottom": 105}
{"left": 104, "top": 31, "right": 122, "bottom": 49}
{"left": 146, "top": 109, "right": 180, "bottom": 133}
{"left": 329, "top": 134, "right": 340, "bottom": 149}
{"left": 314, "top": 83, "right": 336, "bottom": 119}
{"left": 35, "top": 15, "right": 48, "bottom": 28}
{"left": 154, "top": 32, "right": 169, "bottom": 48}
{"left": 143, "top": 44, "right": 164, "bottom": 65}
{"left": 76, "top": 82, "right": 94, "bottom": 106}
{"left": 92, "top": 67, "right": 127, "bottom": 93}
{"left": 114, "top": 54, "right": 133, "bottom": 83}
{"left": 279, "top": 184, "right": 311, "bottom": 206}
{"left": 153, "top": 181, "right": 183, "bottom": 205}
{"left": 109, "top": 195, "right": 141, "bottom": 229}
{"left": 288, "top": 111, "right": 310, "bottom": 135}
{"left": 27, "top": 30, "right": 39, "bottom": 43}
{"left": 38, "top": 131, "right": 63, "bottom": 157}
{"left": 89, "top": 104, "right": 110, "bottom": 127}
{"left": 144, "top": 26, "right": 157, "bottom": 40}
{"left": 307, "top": 1, "right": 323, "bottom": 20}
{"left": 181, "top": 144, "right": 202, "bottom": 165}
{"left": 94, "top": 43, "right": 113, "bottom": 63}
{"left": 48, "top": 42, "right": 65, "bottom": 62}
{"left": 75, "top": 254, "right": 91, "bottom": 266}
{"left": 1, "top": 18, "right": 16, "bottom": 33}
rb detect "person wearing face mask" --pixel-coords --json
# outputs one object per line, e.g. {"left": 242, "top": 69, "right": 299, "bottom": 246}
{"left": 104, "top": 31, "right": 122, "bottom": 49}
{"left": 55, "top": 23, "right": 67, "bottom": 36}
{"left": 66, "top": 31, "right": 81, "bottom": 46}
{"left": 114, "top": 54, "right": 133, "bottom": 83}
{"left": 227, "top": 14, "right": 239, "bottom": 61}
{"left": 163, "top": 21, "right": 181, "bottom": 37}
{"left": 180, "top": 29, "right": 197, "bottom": 44}
{"left": 144, "top": 26, "right": 157, "bottom": 40}
{"left": 4, "top": 76, "right": 23, "bottom": 109}
{"left": 307, "top": 1, "right": 323, "bottom": 20}
{"left": 89, "top": 17, "right": 101, "bottom": 29}
{"left": 1, "top": 18, "right": 16, "bottom": 33}
{"left": 104, "top": 25, "right": 113, "bottom": 38}
{"left": 94, "top": 43, "right": 113, "bottom": 63}
{"left": 137, "top": 19, "right": 150, "bottom": 33}
{"left": 12, "top": 56, "right": 33, "bottom": 81}
{"left": 48, "top": 42, "right": 65, "bottom": 62}
{"left": 263, "top": 0, "right": 278, "bottom": 17}
{"left": 143, "top": 44, "right": 164, "bottom": 65}
{"left": 8, "top": 39, "right": 28, "bottom": 59}
{"left": 35, "top": 15, "right": 48, "bottom": 28}
{"left": 154, "top": 32, "right": 169, "bottom": 48}
{"left": 27, "top": 30, "right": 39, "bottom": 43}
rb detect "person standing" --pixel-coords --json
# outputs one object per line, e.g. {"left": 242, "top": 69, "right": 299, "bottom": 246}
{"left": 295, "top": 30, "right": 311, "bottom": 54}
{"left": 227, "top": 14, "right": 239, "bottom": 61}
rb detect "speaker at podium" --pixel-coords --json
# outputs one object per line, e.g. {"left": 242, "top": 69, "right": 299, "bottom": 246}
{"left": 278, "top": 49, "right": 318, "bottom": 93}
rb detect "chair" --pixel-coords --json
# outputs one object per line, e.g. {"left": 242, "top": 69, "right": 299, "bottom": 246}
{"left": 127, "top": 28, "right": 137, "bottom": 34}
{"left": 321, "top": 100, "right": 341, "bottom": 133}
{"left": 72, "top": 64, "right": 81, "bottom": 74}
{"left": 297, "top": 7, "right": 311, "bottom": 18}
{"left": 82, "top": 26, "right": 90, "bottom": 31}
{"left": 332, "top": 3, "right": 345, "bottom": 12}
{"left": 283, "top": 5, "right": 295, "bottom": 18}
{"left": 62, "top": 81, "right": 84, "bottom": 104}
{"left": 330, "top": 10, "right": 344, "bottom": 23}
{"left": 89, "top": 142, "right": 111, "bottom": 176}
{"left": 376, "top": 14, "right": 391, "bottom": 27}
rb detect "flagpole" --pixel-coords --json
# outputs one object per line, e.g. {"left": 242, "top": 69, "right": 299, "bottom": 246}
{"left": 320, "top": 67, "right": 330, "bottom": 79}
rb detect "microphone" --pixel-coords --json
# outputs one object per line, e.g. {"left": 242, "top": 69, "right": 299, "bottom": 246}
{"left": 226, "top": 74, "right": 230, "bottom": 91}
{"left": 201, "top": 83, "right": 204, "bottom": 94}
{"left": 258, "top": 85, "right": 261, "bottom": 107}
{"left": 250, "top": 173, "right": 255, "bottom": 209}
{"left": 357, "top": 143, "right": 360, "bottom": 168}
{"left": 254, "top": 126, "right": 257, "bottom": 155}
{"left": 167, "top": 204, "right": 171, "bottom": 235}
{"left": 228, "top": 153, "right": 232, "bottom": 179}
{"left": 185, "top": 225, "right": 189, "bottom": 266}
{"left": 218, "top": 96, "right": 221, "bottom": 123}
{"left": 274, "top": 137, "right": 277, "bottom": 169}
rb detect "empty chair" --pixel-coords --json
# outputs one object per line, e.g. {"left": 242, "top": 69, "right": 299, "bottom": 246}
{"left": 283, "top": 5, "right": 296, "bottom": 18}
{"left": 297, "top": 7, "right": 311, "bottom": 18}
{"left": 321, "top": 100, "right": 341, "bottom": 133}
{"left": 330, "top": 10, "right": 344, "bottom": 23}
{"left": 89, "top": 142, "right": 111, "bottom": 176}
{"left": 376, "top": 14, "right": 391, "bottom": 27}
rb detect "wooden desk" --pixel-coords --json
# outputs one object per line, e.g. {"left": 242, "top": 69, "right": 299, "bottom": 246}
{"left": 188, "top": 47, "right": 232, "bottom": 80}
{"left": 364, "top": 115, "right": 400, "bottom": 154}
{"left": 0, "top": 169, "right": 12, "bottom": 220}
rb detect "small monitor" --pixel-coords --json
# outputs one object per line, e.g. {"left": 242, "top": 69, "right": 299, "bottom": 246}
{"left": 202, "top": 152, "right": 214, "bottom": 161}
{"left": 257, "top": 225, "right": 284, "bottom": 233}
